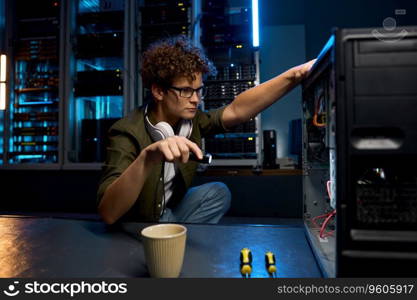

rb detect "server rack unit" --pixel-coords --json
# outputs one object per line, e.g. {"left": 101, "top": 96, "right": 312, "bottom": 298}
{"left": 3, "top": 0, "right": 63, "bottom": 168}
{"left": 139, "top": 0, "right": 192, "bottom": 50}
{"left": 302, "top": 27, "right": 417, "bottom": 277}
{"left": 138, "top": 0, "right": 195, "bottom": 103}
{"left": 67, "top": 0, "right": 124, "bottom": 165}
{"left": 200, "top": 0, "right": 261, "bottom": 166}
{"left": 64, "top": 0, "right": 137, "bottom": 168}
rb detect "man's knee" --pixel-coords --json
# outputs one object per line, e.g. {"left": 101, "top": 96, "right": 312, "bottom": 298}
{"left": 209, "top": 182, "right": 231, "bottom": 212}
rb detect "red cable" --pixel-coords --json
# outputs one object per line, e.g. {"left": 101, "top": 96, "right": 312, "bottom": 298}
{"left": 319, "top": 209, "right": 336, "bottom": 238}
{"left": 311, "top": 212, "right": 332, "bottom": 228}
{"left": 326, "top": 180, "right": 332, "bottom": 199}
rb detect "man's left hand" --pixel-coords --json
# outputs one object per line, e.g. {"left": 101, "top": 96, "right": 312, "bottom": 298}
{"left": 291, "top": 59, "right": 317, "bottom": 82}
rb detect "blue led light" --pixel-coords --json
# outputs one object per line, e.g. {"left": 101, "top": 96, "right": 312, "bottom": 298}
{"left": 16, "top": 155, "right": 43, "bottom": 159}
{"left": 252, "top": 0, "right": 259, "bottom": 48}
{"left": 19, "top": 101, "right": 54, "bottom": 106}
{"left": 317, "top": 35, "right": 335, "bottom": 62}
{"left": 214, "top": 133, "right": 256, "bottom": 139}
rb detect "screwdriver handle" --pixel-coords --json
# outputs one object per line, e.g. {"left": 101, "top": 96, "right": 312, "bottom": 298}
{"left": 265, "top": 251, "right": 277, "bottom": 274}
{"left": 240, "top": 248, "right": 252, "bottom": 276}
{"left": 189, "top": 152, "right": 212, "bottom": 164}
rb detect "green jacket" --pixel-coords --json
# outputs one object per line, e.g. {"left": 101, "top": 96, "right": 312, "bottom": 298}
{"left": 97, "top": 105, "right": 227, "bottom": 222}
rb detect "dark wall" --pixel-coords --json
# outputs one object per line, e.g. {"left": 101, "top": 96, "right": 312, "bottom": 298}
{"left": 261, "top": 0, "right": 417, "bottom": 58}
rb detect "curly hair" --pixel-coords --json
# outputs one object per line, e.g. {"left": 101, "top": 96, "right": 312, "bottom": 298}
{"left": 141, "top": 35, "right": 216, "bottom": 89}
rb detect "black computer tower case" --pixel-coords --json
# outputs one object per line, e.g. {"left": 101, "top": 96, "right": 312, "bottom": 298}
{"left": 302, "top": 27, "right": 417, "bottom": 277}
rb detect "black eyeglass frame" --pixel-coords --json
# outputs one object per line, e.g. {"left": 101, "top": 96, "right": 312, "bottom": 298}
{"left": 168, "top": 86, "right": 206, "bottom": 98}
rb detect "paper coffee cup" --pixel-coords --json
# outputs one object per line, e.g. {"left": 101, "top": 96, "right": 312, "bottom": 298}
{"left": 141, "top": 223, "right": 187, "bottom": 278}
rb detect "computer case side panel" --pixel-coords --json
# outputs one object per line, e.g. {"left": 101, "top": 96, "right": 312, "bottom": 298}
{"left": 336, "top": 27, "right": 417, "bottom": 277}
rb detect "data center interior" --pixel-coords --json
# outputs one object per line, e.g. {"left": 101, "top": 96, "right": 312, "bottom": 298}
{"left": 0, "top": 0, "right": 417, "bottom": 278}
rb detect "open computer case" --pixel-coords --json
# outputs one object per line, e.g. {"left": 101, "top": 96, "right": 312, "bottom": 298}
{"left": 302, "top": 26, "right": 417, "bottom": 277}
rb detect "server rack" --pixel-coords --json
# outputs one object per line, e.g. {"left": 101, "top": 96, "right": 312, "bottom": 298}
{"left": 200, "top": 0, "right": 261, "bottom": 166}
{"left": 303, "top": 27, "right": 417, "bottom": 277}
{"left": 63, "top": 0, "right": 138, "bottom": 169}
{"left": 1, "top": 0, "right": 138, "bottom": 170}
{"left": 68, "top": 0, "right": 123, "bottom": 165}
{"left": 2, "top": 0, "right": 64, "bottom": 169}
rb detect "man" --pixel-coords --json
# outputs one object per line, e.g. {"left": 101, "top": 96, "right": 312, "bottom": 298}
{"left": 97, "top": 35, "right": 315, "bottom": 225}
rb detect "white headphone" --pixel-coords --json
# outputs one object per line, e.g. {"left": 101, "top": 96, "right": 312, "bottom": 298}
{"left": 144, "top": 104, "right": 193, "bottom": 141}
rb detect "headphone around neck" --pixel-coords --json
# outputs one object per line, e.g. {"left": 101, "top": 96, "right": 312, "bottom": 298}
{"left": 144, "top": 104, "right": 193, "bottom": 142}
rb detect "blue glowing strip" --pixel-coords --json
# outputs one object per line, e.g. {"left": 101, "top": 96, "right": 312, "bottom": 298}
{"left": 316, "top": 35, "right": 335, "bottom": 62}
{"left": 214, "top": 133, "right": 257, "bottom": 139}
{"left": 16, "top": 155, "right": 43, "bottom": 159}
{"left": 252, "top": 0, "right": 259, "bottom": 47}
{"left": 20, "top": 101, "right": 54, "bottom": 106}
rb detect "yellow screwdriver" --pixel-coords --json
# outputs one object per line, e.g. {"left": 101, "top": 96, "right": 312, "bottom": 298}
{"left": 240, "top": 248, "right": 252, "bottom": 278}
{"left": 265, "top": 251, "right": 277, "bottom": 277}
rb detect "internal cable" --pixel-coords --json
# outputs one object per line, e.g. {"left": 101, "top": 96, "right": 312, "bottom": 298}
{"left": 311, "top": 180, "right": 336, "bottom": 238}
{"left": 313, "top": 93, "right": 326, "bottom": 127}
{"left": 319, "top": 209, "right": 336, "bottom": 238}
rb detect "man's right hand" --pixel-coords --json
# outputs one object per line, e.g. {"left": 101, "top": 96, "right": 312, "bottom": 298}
{"left": 99, "top": 136, "right": 201, "bottom": 224}
{"left": 140, "top": 136, "right": 203, "bottom": 166}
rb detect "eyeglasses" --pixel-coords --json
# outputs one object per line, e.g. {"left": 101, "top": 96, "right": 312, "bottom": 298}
{"left": 168, "top": 86, "right": 206, "bottom": 98}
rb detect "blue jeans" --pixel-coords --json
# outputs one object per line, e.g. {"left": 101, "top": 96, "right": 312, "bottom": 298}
{"left": 159, "top": 182, "right": 231, "bottom": 224}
